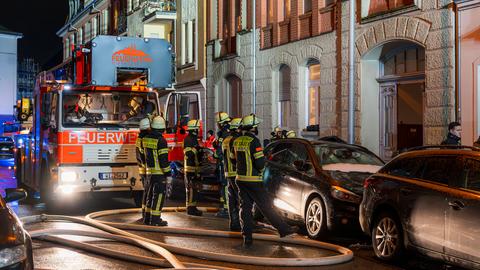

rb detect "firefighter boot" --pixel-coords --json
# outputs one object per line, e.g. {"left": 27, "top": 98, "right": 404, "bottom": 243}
{"left": 187, "top": 206, "right": 203, "bottom": 216}
{"left": 243, "top": 236, "right": 253, "bottom": 248}
{"left": 151, "top": 219, "right": 168, "bottom": 226}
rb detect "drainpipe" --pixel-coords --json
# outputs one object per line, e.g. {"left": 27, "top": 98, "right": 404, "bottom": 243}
{"left": 252, "top": 0, "right": 257, "bottom": 114}
{"left": 348, "top": 0, "right": 356, "bottom": 144}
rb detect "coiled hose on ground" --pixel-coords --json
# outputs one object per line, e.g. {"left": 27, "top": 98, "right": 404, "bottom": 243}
{"left": 21, "top": 206, "right": 354, "bottom": 269}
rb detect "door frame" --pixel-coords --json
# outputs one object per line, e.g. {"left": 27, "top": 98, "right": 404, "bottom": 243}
{"left": 378, "top": 76, "right": 425, "bottom": 160}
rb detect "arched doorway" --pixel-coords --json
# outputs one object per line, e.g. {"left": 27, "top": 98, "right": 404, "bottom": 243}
{"left": 361, "top": 40, "right": 425, "bottom": 160}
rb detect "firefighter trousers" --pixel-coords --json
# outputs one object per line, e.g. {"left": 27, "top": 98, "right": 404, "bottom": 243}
{"left": 185, "top": 172, "right": 200, "bottom": 207}
{"left": 140, "top": 174, "right": 149, "bottom": 220}
{"left": 144, "top": 175, "right": 167, "bottom": 225}
{"left": 218, "top": 164, "right": 228, "bottom": 210}
{"left": 236, "top": 181, "right": 291, "bottom": 239}
{"left": 227, "top": 176, "right": 240, "bottom": 229}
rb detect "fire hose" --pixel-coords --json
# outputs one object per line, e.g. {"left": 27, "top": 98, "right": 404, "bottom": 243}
{"left": 22, "top": 207, "right": 354, "bottom": 269}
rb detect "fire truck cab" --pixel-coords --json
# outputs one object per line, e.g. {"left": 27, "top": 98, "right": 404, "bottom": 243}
{"left": 15, "top": 36, "right": 174, "bottom": 206}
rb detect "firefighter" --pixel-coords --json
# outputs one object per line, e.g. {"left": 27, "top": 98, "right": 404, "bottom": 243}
{"left": 143, "top": 116, "right": 171, "bottom": 226}
{"left": 222, "top": 117, "right": 242, "bottom": 231}
{"left": 137, "top": 118, "right": 151, "bottom": 222}
{"left": 286, "top": 130, "right": 296, "bottom": 138}
{"left": 183, "top": 119, "right": 203, "bottom": 216}
{"left": 233, "top": 114, "right": 297, "bottom": 247}
{"left": 126, "top": 95, "right": 155, "bottom": 120}
{"left": 214, "top": 111, "right": 231, "bottom": 218}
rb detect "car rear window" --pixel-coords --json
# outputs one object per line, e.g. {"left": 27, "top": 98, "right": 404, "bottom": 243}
{"left": 314, "top": 144, "right": 384, "bottom": 166}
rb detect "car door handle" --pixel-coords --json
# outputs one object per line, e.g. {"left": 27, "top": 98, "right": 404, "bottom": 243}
{"left": 449, "top": 200, "right": 465, "bottom": 211}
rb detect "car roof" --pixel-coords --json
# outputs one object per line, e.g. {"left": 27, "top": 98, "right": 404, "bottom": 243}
{"left": 396, "top": 145, "right": 480, "bottom": 159}
{"left": 268, "top": 138, "right": 372, "bottom": 151}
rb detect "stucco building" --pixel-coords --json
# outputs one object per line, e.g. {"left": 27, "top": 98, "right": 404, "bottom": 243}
{"left": 0, "top": 25, "right": 22, "bottom": 122}
{"left": 206, "top": 0, "right": 455, "bottom": 159}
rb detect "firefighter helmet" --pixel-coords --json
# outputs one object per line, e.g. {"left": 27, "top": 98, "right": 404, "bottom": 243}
{"left": 187, "top": 119, "right": 201, "bottom": 130}
{"left": 139, "top": 118, "right": 150, "bottom": 131}
{"left": 241, "top": 114, "right": 261, "bottom": 128}
{"left": 286, "top": 130, "right": 296, "bottom": 138}
{"left": 215, "top": 112, "right": 231, "bottom": 124}
{"left": 274, "top": 126, "right": 282, "bottom": 133}
{"left": 151, "top": 116, "right": 166, "bottom": 130}
{"left": 229, "top": 118, "right": 242, "bottom": 130}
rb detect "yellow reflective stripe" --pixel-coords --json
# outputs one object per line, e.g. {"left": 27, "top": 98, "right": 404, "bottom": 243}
{"left": 146, "top": 168, "right": 164, "bottom": 175}
{"left": 183, "top": 147, "right": 198, "bottom": 153}
{"left": 184, "top": 166, "right": 200, "bottom": 173}
{"left": 246, "top": 146, "right": 252, "bottom": 177}
{"left": 236, "top": 175, "right": 263, "bottom": 182}
{"left": 162, "top": 166, "right": 171, "bottom": 172}
{"left": 143, "top": 137, "right": 159, "bottom": 149}
{"left": 158, "top": 148, "right": 169, "bottom": 155}
{"left": 145, "top": 207, "right": 151, "bottom": 213}
{"left": 151, "top": 194, "right": 163, "bottom": 216}
{"left": 253, "top": 152, "right": 264, "bottom": 159}
{"left": 225, "top": 171, "right": 237, "bottom": 177}
{"left": 138, "top": 167, "right": 146, "bottom": 174}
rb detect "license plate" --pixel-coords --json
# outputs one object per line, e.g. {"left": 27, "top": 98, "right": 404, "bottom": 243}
{"left": 99, "top": 172, "right": 128, "bottom": 180}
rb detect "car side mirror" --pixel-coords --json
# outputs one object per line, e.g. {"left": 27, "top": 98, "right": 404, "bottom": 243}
{"left": 5, "top": 188, "right": 27, "bottom": 203}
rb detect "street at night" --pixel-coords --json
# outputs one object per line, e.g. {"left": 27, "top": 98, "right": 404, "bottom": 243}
{"left": 2, "top": 0, "right": 480, "bottom": 269}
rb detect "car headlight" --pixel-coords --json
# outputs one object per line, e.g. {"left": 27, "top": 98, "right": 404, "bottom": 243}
{"left": 60, "top": 171, "right": 77, "bottom": 183}
{"left": 331, "top": 185, "right": 362, "bottom": 204}
{"left": 0, "top": 245, "right": 27, "bottom": 268}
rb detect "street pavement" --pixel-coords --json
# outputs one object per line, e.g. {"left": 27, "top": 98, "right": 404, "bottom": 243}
{"left": 0, "top": 164, "right": 464, "bottom": 270}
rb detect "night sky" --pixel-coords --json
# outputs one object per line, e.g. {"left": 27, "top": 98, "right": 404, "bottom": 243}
{"left": 0, "top": 0, "right": 69, "bottom": 70}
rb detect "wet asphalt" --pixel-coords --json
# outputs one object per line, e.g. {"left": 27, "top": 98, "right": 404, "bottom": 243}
{"left": 0, "top": 164, "right": 463, "bottom": 270}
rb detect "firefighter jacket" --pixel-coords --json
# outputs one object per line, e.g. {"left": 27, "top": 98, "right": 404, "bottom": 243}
{"left": 222, "top": 131, "right": 240, "bottom": 177}
{"left": 232, "top": 132, "right": 265, "bottom": 182}
{"left": 135, "top": 131, "right": 148, "bottom": 175}
{"left": 143, "top": 130, "right": 171, "bottom": 176}
{"left": 183, "top": 133, "right": 200, "bottom": 174}
{"left": 215, "top": 126, "right": 230, "bottom": 160}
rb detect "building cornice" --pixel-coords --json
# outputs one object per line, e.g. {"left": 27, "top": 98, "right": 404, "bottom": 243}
{"left": 57, "top": 0, "right": 107, "bottom": 37}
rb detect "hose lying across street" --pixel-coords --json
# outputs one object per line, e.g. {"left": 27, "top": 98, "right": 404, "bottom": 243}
{"left": 21, "top": 206, "right": 354, "bottom": 269}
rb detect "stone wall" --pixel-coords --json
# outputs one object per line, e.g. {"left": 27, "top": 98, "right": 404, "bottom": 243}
{"left": 206, "top": 0, "right": 455, "bottom": 146}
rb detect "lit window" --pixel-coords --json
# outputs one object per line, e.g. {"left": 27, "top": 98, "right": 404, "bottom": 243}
{"left": 307, "top": 60, "right": 320, "bottom": 126}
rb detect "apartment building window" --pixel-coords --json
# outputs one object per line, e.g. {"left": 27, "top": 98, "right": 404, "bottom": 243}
{"left": 65, "top": 38, "right": 70, "bottom": 59}
{"left": 362, "top": 0, "right": 415, "bottom": 17}
{"left": 223, "top": 0, "right": 231, "bottom": 37}
{"left": 128, "top": 0, "right": 132, "bottom": 12}
{"left": 267, "top": 0, "right": 275, "bottom": 24}
{"left": 304, "top": 0, "right": 312, "bottom": 13}
{"left": 187, "top": 20, "right": 194, "bottom": 64}
{"left": 307, "top": 59, "right": 320, "bottom": 126}
{"left": 85, "top": 22, "right": 91, "bottom": 42}
{"left": 284, "top": 0, "right": 291, "bottom": 19}
{"left": 92, "top": 17, "right": 98, "bottom": 38}
{"left": 278, "top": 64, "right": 291, "bottom": 128}
{"left": 78, "top": 27, "right": 83, "bottom": 45}
{"left": 102, "top": 9, "right": 109, "bottom": 34}
{"left": 181, "top": 22, "right": 186, "bottom": 65}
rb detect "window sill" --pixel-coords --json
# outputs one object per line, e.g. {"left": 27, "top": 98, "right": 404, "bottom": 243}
{"left": 177, "top": 63, "right": 195, "bottom": 71}
{"left": 279, "top": 20, "right": 290, "bottom": 27}
{"left": 299, "top": 11, "right": 313, "bottom": 20}
{"left": 361, "top": 5, "right": 420, "bottom": 24}
{"left": 213, "top": 53, "right": 238, "bottom": 62}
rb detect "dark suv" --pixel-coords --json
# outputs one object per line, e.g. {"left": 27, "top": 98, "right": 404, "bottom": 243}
{"left": 360, "top": 146, "right": 480, "bottom": 269}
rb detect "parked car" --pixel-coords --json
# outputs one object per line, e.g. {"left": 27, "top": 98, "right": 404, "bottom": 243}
{"left": 360, "top": 145, "right": 480, "bottom": 269}
{"left": 263, "top": 138, "right": 384, "bottom": 239}
{"left": 166, "top": 147, "right": 220, "bottom": 200}
{"left": 0, "top": 188, "right": 33, "bottom": 270}
{"left": 0, "top": 138, "right": 14, "bottom": 159}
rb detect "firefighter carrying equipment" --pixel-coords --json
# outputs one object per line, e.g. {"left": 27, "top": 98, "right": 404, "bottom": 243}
{"left": 215, "top": 111, "right": 231, "bottom": 124}
{"left": 143, "top": 129, "right": 171, "bottom": 225}
{"left": 229, "top": 118, "right": 242, "bottom": 130}
{"left": 139, "top": 118, "right": 151, "bottom": 131}
{"left": 233, "top": 132, "right": 265, "bottom": 182}
{"left": 186, "top": 119, "right": 201, "bottom": 131}
{"left": 240, "top": 114, "right": 261, "bottom": 129}
{"left": 151, "top": 116, "right": 166, "bottom": 130}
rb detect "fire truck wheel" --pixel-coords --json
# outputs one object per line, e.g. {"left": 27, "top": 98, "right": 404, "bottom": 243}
{"left": 132, "top": 191, "right": 143, "bottom": 208}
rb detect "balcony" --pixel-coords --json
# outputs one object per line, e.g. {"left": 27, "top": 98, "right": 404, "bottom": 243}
{"left": 144, "top": 0, "right": 176, "bottom": 17}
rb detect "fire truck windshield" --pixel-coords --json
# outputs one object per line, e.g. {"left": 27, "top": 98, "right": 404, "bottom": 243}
{"left": 62, "top": 91, "right": 159, "bottom": 128}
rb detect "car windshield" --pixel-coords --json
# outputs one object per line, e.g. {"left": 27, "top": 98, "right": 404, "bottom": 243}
{"left": 62, "top": 91, "right": 159, "bottom": 128}
{"left": 314, "top": 144, "right": 384, "bottom": 167}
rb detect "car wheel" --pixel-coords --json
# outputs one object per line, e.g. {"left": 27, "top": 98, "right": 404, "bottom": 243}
{"left": 305, "top": 197, "right": 327, "bottom": 239}
{"left": 371, "top": 212, "right": 404, "bottom": 261}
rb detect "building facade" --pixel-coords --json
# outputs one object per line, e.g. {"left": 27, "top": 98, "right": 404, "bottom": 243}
{"left": 206, "top": 0, "right": 455, "bottom": 159}
{"left": 127, "top": 0, "right": 176, "bottom": 43}
{"left": 17, "top": 58, "right": 40, "bottom": 99}
{"left": 0, "top": 26, "right": 22, "bottom": 121}
{"left": 173, "top": 0, "right": 207, "bottom": 131}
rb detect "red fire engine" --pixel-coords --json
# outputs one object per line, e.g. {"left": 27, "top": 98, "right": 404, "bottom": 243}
{"left": 15, "top": 36, "right": 178, "bottom": 206}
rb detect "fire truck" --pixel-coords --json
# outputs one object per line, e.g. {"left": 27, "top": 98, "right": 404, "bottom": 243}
{"left": 15, "top": 35, "right": 175, "bottom": 206}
